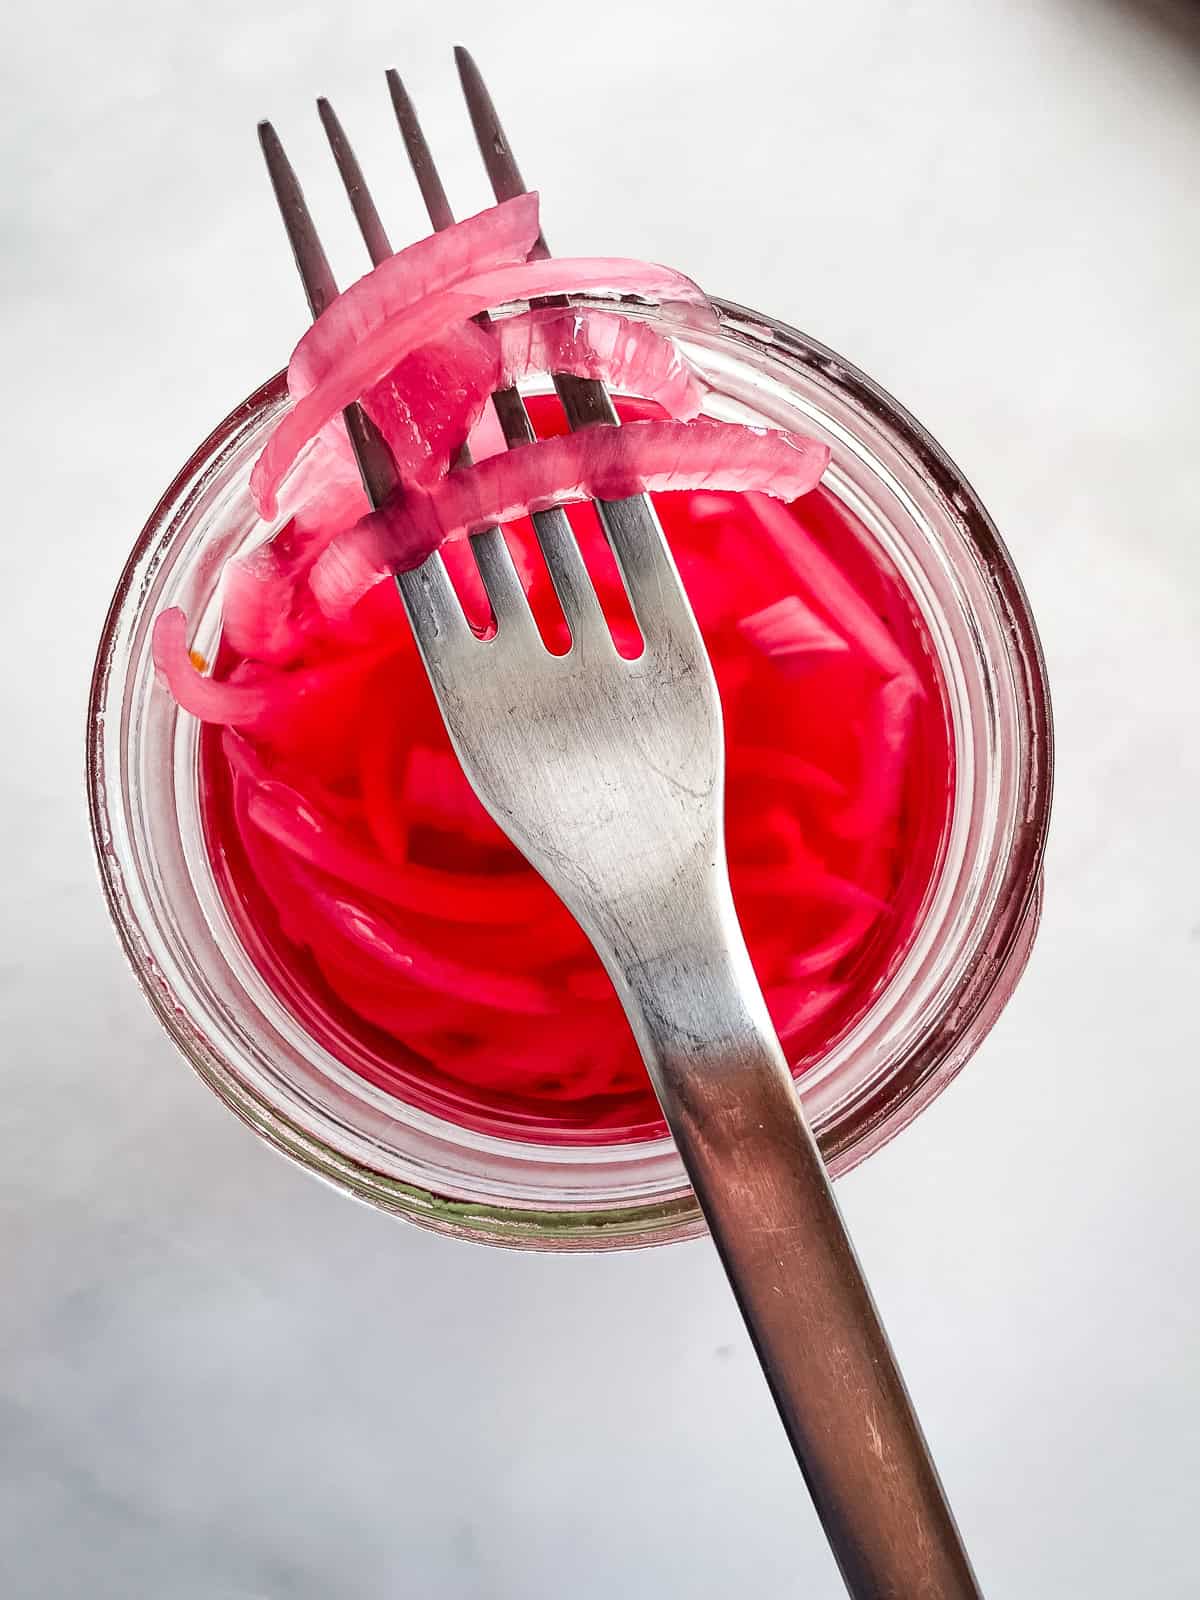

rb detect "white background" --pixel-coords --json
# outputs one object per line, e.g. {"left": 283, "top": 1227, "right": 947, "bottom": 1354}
{"left": 3, "top": 1, "right": 1199, "bottom": 1595}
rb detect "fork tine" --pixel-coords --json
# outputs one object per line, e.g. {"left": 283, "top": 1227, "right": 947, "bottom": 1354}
{"left": 258, "top": 118, "right": 395, "bottom": 506}
{"left": 258, "top": 119, "right": 468, "bottom": 647}
{"left": 386, "top": 69, "right": 455, "bottom": 234}
{"left": 389, "top": 69, "right": 613, "bottom": 652}
{"left": 258, "top": 121, "right": 340, "bottom": 318}
{"left": 468, "top": 529, "right": 539, "bottom": 639}
{"left": 396, "top": 555, "right": 474, "bottom": 655}
{"left": 302, "top": 102, "right": 412, "bottom": 508}
{"left": 450, "top": 55, "right": 694, "bottom": 639}
{"left": 452, "top": 47, "right": 540, "bottom": 228}
{"left": 316, "top": 98, "right": 393, "bottom": 267}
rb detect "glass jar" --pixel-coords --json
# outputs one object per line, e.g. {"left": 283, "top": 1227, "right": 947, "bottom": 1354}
{"left": 86, "top": 298, "right": 1052, "bottom": 1249}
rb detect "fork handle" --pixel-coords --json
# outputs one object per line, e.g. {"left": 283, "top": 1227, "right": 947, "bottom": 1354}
{"left": 606, "top": 887, "right": 983, "bottom": 1600}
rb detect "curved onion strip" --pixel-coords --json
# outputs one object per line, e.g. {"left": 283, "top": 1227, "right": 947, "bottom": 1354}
{"left": 289, "top": 193, "right": 541, "bottom": 394}
{"left": 732, "top": 805, "right": 891, "bottom": 914}
{"left": 246, "top": 777, "right": 561, "bottom": 927}
{"left": 747, "top": 492, "right": 923, "bottom": 687}
{"left": 282, "top": 863, "right": 559, "bottom": 1015}
{"left": 360, "top": 324, "right": 502, "bottom": 489}
{"left": 222, "top": 423, "right": 370, "bottom": 664}
{"left": 738, "top": 594, "right": 851, "bottom": 669}
{"left": 466, "top": 397, "right": 507, "bottom": 463}
{"left": 361, "top": 308, "right": 705, "bottom": 490}
{"left": 400, "top": 745, "right": 505, "bottom": 846}
{"left": 727, "top": 744, "right": 847, "bottom": 801}
{"left": 221, "top": 728, "right": 362, "bottom": 823}
{"left": 495, "top": 308, "right": 704, "bottom": 417}
{"left": 153, "top": 609, "right": 402, "bottom": 743}
{"left": 309, "top": 954, "right": 539, "bottom": 1047}
{"left": 153, "top": 610, "right": 275, "bottom": 725}
{"left": 250, "top": 256, "right": 711, "bottom": 516}
{"left": 355, "top": 698, "right": 415, "bottom": 867}
{"left": 833, "top": 674, "right": 924, "bottom": 840}
{"left": 782, "top": 905, "right": 886, "bottom": 978}
{"left": 309, "top": 420, "right": 831, "bottom": 612}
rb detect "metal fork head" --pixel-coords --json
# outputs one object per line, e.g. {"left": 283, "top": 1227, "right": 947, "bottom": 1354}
{"left": 262, "top": 57, "right": 726, "bottom": 953}
{"left": 425, "top": 552, "right": 725, "bottom": 960}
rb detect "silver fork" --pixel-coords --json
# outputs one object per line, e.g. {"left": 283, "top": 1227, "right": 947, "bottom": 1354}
{"left": 259, "top": 55, "right": 983, "bottom": 1600}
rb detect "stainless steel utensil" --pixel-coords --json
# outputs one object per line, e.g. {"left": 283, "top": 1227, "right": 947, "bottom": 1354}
{"left": 257, "top": 55, "right": 983, "bottom": 1598}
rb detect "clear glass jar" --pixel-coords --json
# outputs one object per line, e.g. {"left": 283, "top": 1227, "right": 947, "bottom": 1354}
{"left": 86, "top": 298, "right": 1052, "bottom": 1249}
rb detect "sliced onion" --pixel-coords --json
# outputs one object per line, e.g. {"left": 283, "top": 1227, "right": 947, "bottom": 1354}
{"left": 289, "top": 193, "right": 541, "bottom": 394}
{"left": 153, "top": 608, "right": 404, "bottom": 784}
{"left": 834, "top": 674, "right": 924, "bottom": 839}
{"left": 282, "top": 864, "right": 559, "bottom": 1015}
{"left": 737, "top": 594, "right": 851, "bottom": 670}
{"left": 766, "top": 982, "right": 846, "bottom": 1043}
{"left": 246, "top": 778, "right": 560, "bottom": 926}
{"left": 221, "top": 727, "right": 362, "bottom": 823}
{"left": 748, "top": 492, "right": 922, "bottom": 687}
{"left": 727, "top": 744, "right": 847, "bottom": 800}
{"left": 223, "top": 422, "right": 369, "bottom": 664}
{"left": 362, "top": 308, "right": 705, "bottom": 489}
{"left": 492, "top": 307, "right": 705, "bottom": 419}
{"left": 250, "top": 257, "right": 711, "bottom": 517}
{"left": 361, "top": 323, "right": 501, "bottom": 488}
{"left": 309, "top": 419, "right": 831, "bottom": 613}
{"left": 153, "top": 610, "right": 276, "bottom": 724}
{"left": 400, "top": 745, "right": 504, "bottom": 846}
{"left": 466, "top": 398, "right": 507, "bottom": 463}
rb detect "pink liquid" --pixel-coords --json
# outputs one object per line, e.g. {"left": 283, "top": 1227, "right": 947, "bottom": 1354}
{"left": 200, "top": 395, "right": 953, "bottom": 1145}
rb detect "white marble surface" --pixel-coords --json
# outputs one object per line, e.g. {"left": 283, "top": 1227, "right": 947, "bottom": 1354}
{"left": 4, "top": 0, "right": 1199, "bottom": 1594}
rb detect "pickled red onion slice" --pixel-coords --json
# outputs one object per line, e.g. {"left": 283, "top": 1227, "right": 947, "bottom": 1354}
{"left": 281, "top": 867, "right": 559, "bottom": 1015}
{"left": 834, "top": 673, "right": 925, "bottom": 840}
{"left": 360, "top": 324, "right": 502, "bottom": 488}
{"left": 288, "top": 193, "right": 541, "bottom": 395}
{"left": 747, "top": 493, "right": 919, "bottom": 685}
{"left": 360, "top": 308, "right": 705, "bottom": 489}
{"left": 466, "top": 399, "right": 507, "bottom": 463}
{"left": 247, "top": 778, "right": 560, "bottom": 926}
{"left": 738, "top": 595, "right": 851, "bottom": 671}
{"left": 308, "top": 419, "right": 832, "bottom": 613}
{"left": 153, "top": 607, "right": 402, "bottom": 781}
{"left": 221, "top": 422, "right": 368, "bottom": 664}
{"left": 490, "top": 307, "right": 704, "bottom": 421}
{"left": 250, "top": 256, "right": 710, "bottom": 517}
{"left": 153, "top": 608, "right": 277, "bottom": 725}
{"left": 400, "top": 745, "right": 503, "bottom": 845}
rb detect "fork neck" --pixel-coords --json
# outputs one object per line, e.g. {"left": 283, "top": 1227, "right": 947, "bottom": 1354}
{"left": 593, "top": 859, "right": 785, "bottom": 1105}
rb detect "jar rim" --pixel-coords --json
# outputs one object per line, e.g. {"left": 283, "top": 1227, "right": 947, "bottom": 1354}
{"left": 87, "top": 296, "right": 1052, "bottom": 1249}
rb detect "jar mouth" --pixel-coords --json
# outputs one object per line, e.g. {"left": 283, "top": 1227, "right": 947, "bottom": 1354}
{"left": 87, "top": 297, "right": 1052, "bottom": 1250}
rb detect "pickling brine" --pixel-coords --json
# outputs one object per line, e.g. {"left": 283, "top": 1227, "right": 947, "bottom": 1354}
{"left": 184, "top": 392, "right": 953, "bottom": 1144}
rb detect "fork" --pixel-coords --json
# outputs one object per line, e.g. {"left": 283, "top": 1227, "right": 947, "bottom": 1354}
{"left": 258, "top": 52, "right": 984, "bottom": 1600}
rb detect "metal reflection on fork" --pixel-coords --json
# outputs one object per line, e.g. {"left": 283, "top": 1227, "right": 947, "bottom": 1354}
{"left": 256, "top": 51, "right": 984, "bottom": 1600}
